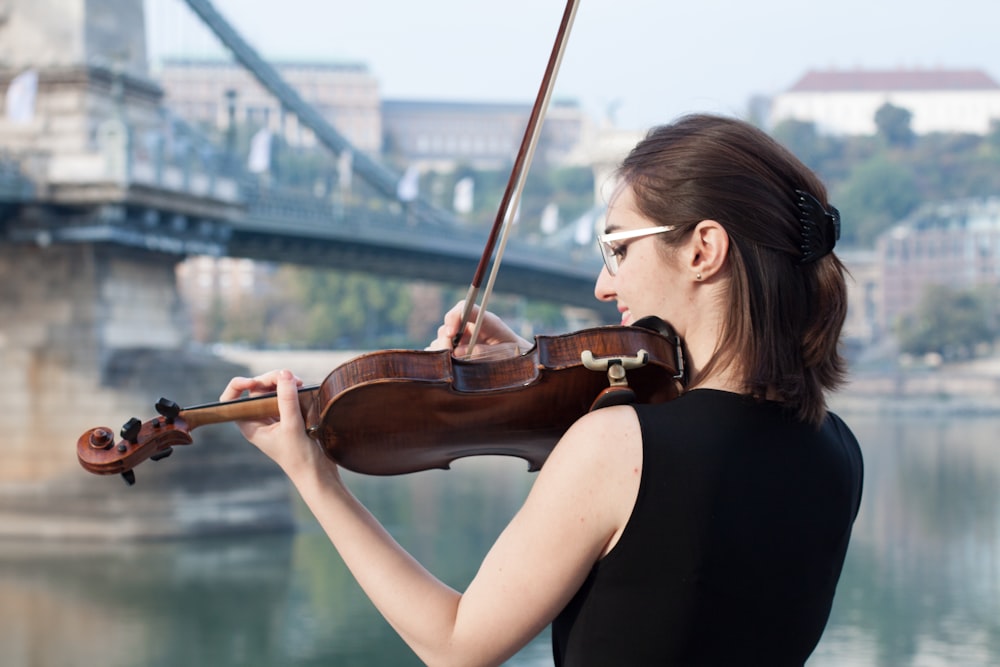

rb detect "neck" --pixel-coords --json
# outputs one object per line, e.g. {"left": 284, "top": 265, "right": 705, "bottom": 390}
{"left": 676, "top": 300, "right": 745, "bottom": 394}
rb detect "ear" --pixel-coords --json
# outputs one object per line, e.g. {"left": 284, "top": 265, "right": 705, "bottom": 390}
{"left": 687, "top": 220, "right": 729, "bottom": 280}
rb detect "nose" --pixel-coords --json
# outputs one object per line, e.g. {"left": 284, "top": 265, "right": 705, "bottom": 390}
{"left": 594, "top": 265, "right": 615, "bottom": 302}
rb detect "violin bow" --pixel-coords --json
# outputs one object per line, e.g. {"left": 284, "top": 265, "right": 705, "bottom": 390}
{"left": 452, "top": 0, "right": 581, "bottom": 353}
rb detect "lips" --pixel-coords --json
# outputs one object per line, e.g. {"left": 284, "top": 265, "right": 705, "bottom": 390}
{"left": 619, "top": 308, "right": 631, "bottom": 326}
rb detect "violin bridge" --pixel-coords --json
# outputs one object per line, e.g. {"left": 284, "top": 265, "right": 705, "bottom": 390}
{"left": 580, "top": 349, "right": 649, "bottom": 388}
{"left": 581, "top": 349, "right": 649, "bottom": 412}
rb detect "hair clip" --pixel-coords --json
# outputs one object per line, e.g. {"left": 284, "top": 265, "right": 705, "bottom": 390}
{"left": 795, "top": 189, "right": 840, "bottom": 264}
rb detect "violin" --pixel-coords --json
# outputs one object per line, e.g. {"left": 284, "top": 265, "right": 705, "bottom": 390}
{"left": 77, "top": 321, "right": 685, "bottom": 484}
{"left": 76, "top": 0, "right": 686, "bottom": 485}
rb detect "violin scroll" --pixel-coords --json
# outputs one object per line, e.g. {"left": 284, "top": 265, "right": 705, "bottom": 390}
{"left": 77, "top": 401, "right": 195, "bottom": 485}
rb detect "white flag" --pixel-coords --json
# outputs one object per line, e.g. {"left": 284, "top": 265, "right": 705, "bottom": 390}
{"left": 337, "top": 149, "right": 353, "bottom": 191}
{"left": 247, "top": 127, "right": 272, "bottom": 173}
{"left": 575, "top": 211, "right": 596, "bottom": 245}
{"left": 540, "top": 202, "right": 560, "bottom": 234}
{"left": 5, "top": 69, "right": 38, "bottom": 123}
{"left": 397, "top": 164, "right": 420, "bottom": 202}
{"left": 453, "top": 176, "right": 474, "bottom": 214}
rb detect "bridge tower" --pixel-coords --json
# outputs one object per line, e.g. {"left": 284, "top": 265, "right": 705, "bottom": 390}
{"left": 0, "top": 0, "right": 294, "bottom": 538}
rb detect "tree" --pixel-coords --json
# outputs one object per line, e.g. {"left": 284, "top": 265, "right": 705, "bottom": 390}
{"left": 772, "top": 119, "right": 830, "bottom": 172}
{"left": 896, "top": 285, "right": 996, "bottom": 359}
{"left": 834, "top": 155, "right": 920, "bottom": 245}
{"left": 989, "top": 119, "right": 1000, "bottom": 153}
{"left": 874, "top": 103, "right": 915, "bottom": 148}
{"left": 278, "top": 268, "right": 413, "bottom": 348}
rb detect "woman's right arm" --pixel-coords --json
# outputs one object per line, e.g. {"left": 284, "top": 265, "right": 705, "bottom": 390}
{"left": 427, "top": 301, "right": 534, "bottom": 356}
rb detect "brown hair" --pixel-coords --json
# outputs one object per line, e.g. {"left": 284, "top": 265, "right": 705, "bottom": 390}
{"left": 618, "top": 114, "right": 848, "bottom": 425}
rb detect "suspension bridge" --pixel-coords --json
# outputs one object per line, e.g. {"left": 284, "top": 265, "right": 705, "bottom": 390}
{"left": 0, "top": 0, "right": 617, "bottom": 539}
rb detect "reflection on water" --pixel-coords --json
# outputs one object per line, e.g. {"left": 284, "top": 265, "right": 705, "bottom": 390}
{"left": 0, "top": 535, "right": 295, "bottom": 666}
{"left": 1, "top": 414, "right": 999, "bottom": 666}
{"left": 810, "top": 414, "right": 1000, "bottom": 667}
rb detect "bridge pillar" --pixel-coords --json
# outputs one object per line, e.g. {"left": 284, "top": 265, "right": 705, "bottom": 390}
{"left": 0, "top": 0, "right": 285, "bottom": 538}
{"left": 0, "top": 240, "right": 295, "bottom": 539}
{"left": 0, "top": 0, "right": 149, "bottom": 78}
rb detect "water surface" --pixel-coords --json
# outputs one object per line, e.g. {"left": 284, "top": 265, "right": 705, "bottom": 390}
{"left": 2, "top": 411, "right": 998, "bottom": 666}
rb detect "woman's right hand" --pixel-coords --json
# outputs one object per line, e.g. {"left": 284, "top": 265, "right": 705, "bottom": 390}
{"left": 426, "top": 301, "right": 533, "bottom": 357}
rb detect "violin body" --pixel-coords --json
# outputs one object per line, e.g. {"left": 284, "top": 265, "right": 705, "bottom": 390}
{"left": 77, "top": 324, "right": 684, "bottom": 482}
{"left": 312, "top": 325, "right": 683, "bottom": 475}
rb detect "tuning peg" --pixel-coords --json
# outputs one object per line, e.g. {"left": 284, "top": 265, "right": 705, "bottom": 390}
{"left": 150, "top": 447, "right": 174, "bottom": 462}
{"left": 121, "top": 470, "right": 136, "bottom": 486}
{"left": 155, "top": 398, "right": 181, "bottom": 424}
{"left": 120, "top": 418, "right": 141, "bottom": 444}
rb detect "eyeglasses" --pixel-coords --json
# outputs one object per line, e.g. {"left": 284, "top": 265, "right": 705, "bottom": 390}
{"left": 597, "top": 225, "right": 677, "bottom": 275}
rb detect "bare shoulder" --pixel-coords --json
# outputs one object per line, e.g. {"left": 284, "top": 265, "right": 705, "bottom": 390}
{"left": 527, "top": 405, "right": 644, "bottom": 556}
{"left": 550, "top": 404, "right": 643, "bottom": 466}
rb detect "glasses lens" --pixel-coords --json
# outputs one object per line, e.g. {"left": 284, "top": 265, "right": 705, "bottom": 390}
{"left": 598, "top": 239, "right": 618, "bottom": 275}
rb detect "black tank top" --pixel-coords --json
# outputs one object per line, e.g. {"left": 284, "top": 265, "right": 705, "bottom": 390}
{"left": 551, "top": 389, "right": 863, "bottom": 666}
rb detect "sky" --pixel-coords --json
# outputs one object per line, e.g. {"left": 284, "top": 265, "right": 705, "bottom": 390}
{"left": 147, "top": 0, "right": 1000, "bottom": 131}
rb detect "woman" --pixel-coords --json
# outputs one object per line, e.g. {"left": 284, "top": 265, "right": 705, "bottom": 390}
{"left": 221, "top": 113, "right": 863, "bottom": 666}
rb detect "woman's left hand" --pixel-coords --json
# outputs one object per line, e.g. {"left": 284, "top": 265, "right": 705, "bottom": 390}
{"left": 219, "top": 369, "right": 326, "bottom": 476}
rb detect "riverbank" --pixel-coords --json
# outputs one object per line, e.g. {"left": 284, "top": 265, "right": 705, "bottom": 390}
{"left": 834, "top": 357, "right": 1000, "bottom": 416}
{"left": 214, "top": 346, "right": 364, "bottom": 383}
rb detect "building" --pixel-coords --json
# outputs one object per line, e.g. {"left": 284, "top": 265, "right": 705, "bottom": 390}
{"left": 381, "top": 98, "right": 587, "bottom": 172}
{"left": 876, "top": 198, "right": 1000, "bottom": 332}
{"left": 155, "top": 59, "right": 588, "bottom": 173}
{"left": 838, "top": 249, "right": 880, "bottom": 345}
{"left": 155, "top": 58, "right": 382, "bottom": 153}
{"left": 769, "top": 68, "right": 1000, "bottom": 136}
{"left": 175, "top": 255, "right": 277, "bottom": 343}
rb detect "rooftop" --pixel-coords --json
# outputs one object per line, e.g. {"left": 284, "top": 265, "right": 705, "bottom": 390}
{"left": 788, "top": 69, "right": 1000, "bottom": 93}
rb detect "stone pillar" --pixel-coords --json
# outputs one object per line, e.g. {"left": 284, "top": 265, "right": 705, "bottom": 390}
{"left": 0, "top": 241, "right": 295, "bottom": 538}
{"left": 0, "top": 0, "right": 148, "bottom": 77}
{"left": 0, "top": 0, "right": 293, "bottom": 538}
{"left": 0, "top": 0, "right": 164, "bottom": 191}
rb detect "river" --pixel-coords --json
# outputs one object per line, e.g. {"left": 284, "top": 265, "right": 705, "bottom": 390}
{"left": 1, "top": 406, "right": 998, "bottom": 665}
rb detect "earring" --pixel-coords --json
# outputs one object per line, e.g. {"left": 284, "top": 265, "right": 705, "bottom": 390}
{"left": 695, "top": 272, "right": 702, "bottom": 281}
